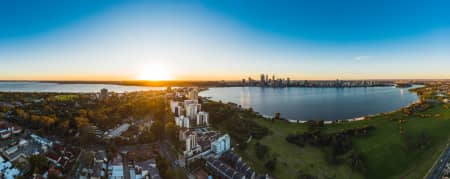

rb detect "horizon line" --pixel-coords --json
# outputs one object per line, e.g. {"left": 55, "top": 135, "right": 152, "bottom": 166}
{"left": 1, "top": 78, "right": 450, "bottom": 82}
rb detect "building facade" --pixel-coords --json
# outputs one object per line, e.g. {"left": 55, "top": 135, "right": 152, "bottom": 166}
{"left": 196, "top": 112, "right": 209, "bottom": 127}
{"left": 211, "top": 134, "right": 231, "bottom": 155}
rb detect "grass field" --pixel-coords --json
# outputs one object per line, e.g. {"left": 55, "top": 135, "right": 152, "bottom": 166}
{"left": 238, "top": 118, "right": 364, "bottom": 178}
{"left": 236, "top": 103, "right": 450, "bottom": 179}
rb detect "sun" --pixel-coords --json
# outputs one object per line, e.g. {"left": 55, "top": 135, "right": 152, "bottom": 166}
{"left": 137, "top": 64, "right": 171, "bottom": 81}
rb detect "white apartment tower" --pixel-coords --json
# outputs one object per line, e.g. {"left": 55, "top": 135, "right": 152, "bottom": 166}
{"left": 175, "top": 116, "right": 190, "bottom": 128}
{"left": 186, "top": 134, "right": 197, "bottom": 152}
{"left": 188, "top": 89, "right": 199, "bottom": 101}
{"left": 196, "top": 111, "right": 209, "bottom": 127}
{"left": 184, "top": 100, "right": 201, "bottom": 120}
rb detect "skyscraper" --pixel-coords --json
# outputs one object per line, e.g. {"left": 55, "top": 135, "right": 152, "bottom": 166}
{"left": 260, "top": 74, "right": 265, "bottom": 84}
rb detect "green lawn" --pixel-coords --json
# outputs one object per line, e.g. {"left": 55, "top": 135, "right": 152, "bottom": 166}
{"left": 346, "top": 105, "right": 450, "bottom": 179}
{"left": 237, "top": 104, "right": 450, "bottom": 179}
{"left": 238, "top": 118, "right": 364, "bottom": 179}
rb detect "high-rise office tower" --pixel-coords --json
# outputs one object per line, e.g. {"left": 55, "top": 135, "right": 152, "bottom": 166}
{"left": 260, "top": 74, "right": 265, "bottom": 84}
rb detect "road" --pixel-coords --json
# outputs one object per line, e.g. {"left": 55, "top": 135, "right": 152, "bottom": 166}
{"left": 71, "top": 150, "right": 85, "bottom": 179}
{"left": 118, "top": 143, "right": 156, "bottom": 152}
{"left": 429, "top": 144, "right": 450, "bottom": 179}
{"left": 159, "top": 140, "right": 178, "bottom": 168}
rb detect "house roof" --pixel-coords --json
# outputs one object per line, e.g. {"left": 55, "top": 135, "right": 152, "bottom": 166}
{"left": 46, "top": 152, "right": 60, "bottom": 161}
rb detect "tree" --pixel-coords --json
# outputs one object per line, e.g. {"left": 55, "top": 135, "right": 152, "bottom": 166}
{"left": 75, "top": 116, "right": 89, "bottom": 129}
{"left": 237, "top": 142, "right": 248, "bottom": 151}
{"left": 165, "top": 122, "right": 177, "bottom": 142}
{"left": 16, "top": 109, "right": 29, "bottom": 120}
{"left": 48, "top": 172, "right": 64, "bottom": 179}
{"left": 79, "top": 126, "right": 96, "bottom": 146}
{"left": 41, "top": 115, "right": 56, "bottom": 130}
{"left": 43, "top": 105, "right": 54, "bottom": 114}
{"left": 139, "top": 127, "right": 156, "bottom": 144}
{"left": 164, "top": 168, "right": 176, "bottom": 179}
{"left": 29, "top": 154, "right": 49, "bottom": 174}
{"left": 265, "top": 157, "right": 277, "bottom": 172}
{"left": 400, "top": 126, "right": 405, "bottom": 134}
{"left": 106, "top": 141, "right": 118, "bottom": 161}
{"left": 78, "top": 109, "right": 88, "bottom": 117}
{"left": 350, "top": 151, "right": 367, "bottom": 173}
{"left": 151, "top": 120, "right": 164, "bottom": 140}
{"left": 57, "top": 120, "right": 70, "bottom": 134}
{"left": 82, "top": 152, "right": 95, "bottom": 168}
{"left": 156, "top": 156, "right": 175, "bottom": 179}
{"left": 255, "top": 142, "right": 269, "bottom": 159}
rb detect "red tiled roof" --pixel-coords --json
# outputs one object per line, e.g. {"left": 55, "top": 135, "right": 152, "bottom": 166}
{"left": 46, "top": 152, "right": 61, "bottom": 161}
{"left": 52, "top": 144, "right": 65, "bottom": 152}
{"left": 58, "top": 157, "right": 68, "bottom": 167}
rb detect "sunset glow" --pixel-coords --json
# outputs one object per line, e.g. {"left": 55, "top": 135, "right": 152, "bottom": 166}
{"left": 137, "top": 64, "right": 171, "bottom": 81}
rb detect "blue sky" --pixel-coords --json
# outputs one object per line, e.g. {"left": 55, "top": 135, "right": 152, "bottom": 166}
{"left": 1, "top": 0, "right": 449, "bottom": 80}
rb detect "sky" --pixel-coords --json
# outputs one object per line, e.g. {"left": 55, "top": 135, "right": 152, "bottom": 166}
{"left": 1, "top": 0, "right": 450, "bottom": 81}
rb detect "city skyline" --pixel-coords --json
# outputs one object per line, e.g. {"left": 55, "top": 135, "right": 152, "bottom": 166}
{"left": 1, "top": 1, "right": 450, "bottom": 81}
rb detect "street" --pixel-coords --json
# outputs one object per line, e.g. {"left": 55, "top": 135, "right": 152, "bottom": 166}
{"left": 429, "top": 144, "right": 450, "bottom": 179}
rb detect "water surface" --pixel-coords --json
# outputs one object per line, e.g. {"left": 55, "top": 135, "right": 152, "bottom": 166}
{"left": 0, "top": 82, "right": 164, "bottom": 93}
{"left": 200, "top": 86, "right": 419, "bottom": 121}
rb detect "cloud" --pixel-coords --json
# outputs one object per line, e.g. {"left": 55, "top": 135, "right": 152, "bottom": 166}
{"left": 354, "top": 56, "right": 372, "bottom": 61}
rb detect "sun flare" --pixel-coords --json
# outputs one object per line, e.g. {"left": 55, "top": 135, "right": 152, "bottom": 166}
{"left": 137, "top": 64, "right": 171, "bottom": 81}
